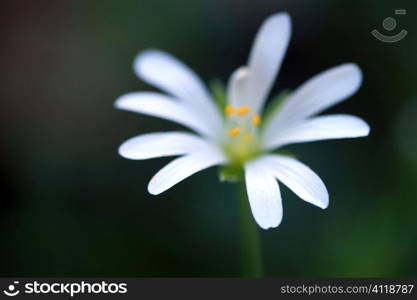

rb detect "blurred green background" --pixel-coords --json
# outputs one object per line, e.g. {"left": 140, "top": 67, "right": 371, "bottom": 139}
{"left": 0, "top": 0, "right": 416, "bottom": 277}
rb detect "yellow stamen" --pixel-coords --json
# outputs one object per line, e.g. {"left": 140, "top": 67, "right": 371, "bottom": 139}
{"left": 243, "top": 134, "right": 253, "bottom": 142}
{"left": 225, "top": 105, "right": 235, "bottom": 117}
{"left": 252, "top": 114, "right": 261, "bottom": 126}
{"left": 228, "top": 127, "right": 241, "bottom": 137}
{"left": 237, "top": 106, "right": 250, "bottom": 116}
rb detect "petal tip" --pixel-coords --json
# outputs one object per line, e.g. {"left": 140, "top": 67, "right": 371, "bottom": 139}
{"left": 254, "top": 212, "right": 283, "bottom": 230}
{"left": 266, "top": 12, "right": 292, "bottom": 34}
{"left": 133, "top": 49, "right": 164, "bottom": 77}
{"left": 362, "top": 121, "right": 371, "bottom": 136}
{"left": 352, "top": 116, "right": 371, "bottom": 137}
{"left": 319, "top": 191, "right": 329, "bottom": 209}
{"left": 270, "top": 11, "right": 291, "bottom": 24}
{"left": 147, "top": 181, "right": 161, "bottom": 196}
{"left": 235, "top": 66, "right": 250, "bottom": 80}
{"left": 318, "top": 191, "right": 330, "bottom": 209}
{"left": 258, "top": 223, "right": 274, "bottom": 230}
{"left": 114, "top": 93, "right": 132, "bottom": 110}
{"left": 117, "top": 142, "right": 138, "bottom": 160}
{"left": 114, "top": 98, "right": 124, "bottom": 110}
{"left": 344, "top": 63, "right": 363, "bottom": 90}
{"left": 117, "top": 144, "right": 126, "bottom": 158}
{"left": 259, "top": 219, "right": 282, "bottom": 230}
{"left": 320, "top": 201, "right": 329, "bottom": 210}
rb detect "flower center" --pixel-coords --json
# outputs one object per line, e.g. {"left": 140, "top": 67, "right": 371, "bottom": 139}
{"left": 222, "top": 105, "right": 262, "bottom": 166}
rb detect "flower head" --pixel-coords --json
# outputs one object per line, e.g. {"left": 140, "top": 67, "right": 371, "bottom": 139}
{"left": 115, "top": 12, "right": 370, "bottom": 229}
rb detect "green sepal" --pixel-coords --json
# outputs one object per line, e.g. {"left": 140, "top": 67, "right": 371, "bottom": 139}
{"left": 219, "top": 164, "right": 244, "bottom": 183}
{"left": 209, "top": 79, "right": 227, "bottom": 114}
{"left": 272, "top": 149, "right": 297, "bottom": 159}
{"left": 261, "top": 89, "right": 291, "bottom": 131}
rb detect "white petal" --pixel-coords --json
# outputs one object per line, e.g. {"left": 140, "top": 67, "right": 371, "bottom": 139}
{"left": 115, "top": 92, "right": 216, "bottom": 138}
{"left": 257, "top": 154, "right": 328, "bottom": 209}
{"left": 243, "top": 12, "right": 291, "bottom": 113}
{"left": 133, "top": 50, "right": 222, "bottom": 132}
{"left": 244, "top": 159, "right": 283, "bottom": 229}
{"left": 148, "top": 146, "right": 226, "bottom": 195}
{"left": 118, "top": 131, "right": 209, "bottom": 160}
{"left": 227, "top": 66, "right": 250, "bottom": 107}
{"left": 264, "top": 63, "right": 362, "bottom": 137}
{"left": 264, "top": 114, "right": 370, "bottom": 149}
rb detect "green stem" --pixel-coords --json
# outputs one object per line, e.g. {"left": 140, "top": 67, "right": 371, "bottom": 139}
{"left": 236, "top": 181, "right": 263, "bottom": 277}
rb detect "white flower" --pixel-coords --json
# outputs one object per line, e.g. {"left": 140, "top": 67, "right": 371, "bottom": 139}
{"left": 115, "top": 12, "right": 370, "bottom": 229}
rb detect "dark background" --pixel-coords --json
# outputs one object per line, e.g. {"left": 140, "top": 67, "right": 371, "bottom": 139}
{"left": 0, "top": 0, "right": 416, "bottom": 277}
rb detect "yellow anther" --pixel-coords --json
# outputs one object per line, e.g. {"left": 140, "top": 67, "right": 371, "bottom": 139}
{"left": 225, "top": 105, "right": 235, "bottom": 117}
{"left": 237, "top": 106, "right": 250, "bottom": 116}
{"left": 252, "top": 114, "right": 261, "bottom": 126}
{"left": 243, "top": 134, "right": 253, "bottom": 142}
{"left": 228, "top": 127, "right": 241, "bottom": 137}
